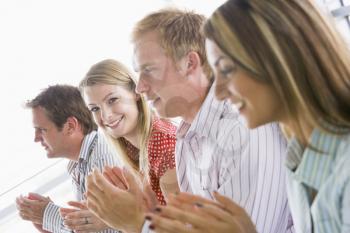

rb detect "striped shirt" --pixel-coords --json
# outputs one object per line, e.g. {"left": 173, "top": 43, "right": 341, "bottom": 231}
{"left": 175, "top": 85, "right": 293, "bottom": 233}
{"left": 42, "top": 130, "right": 121, "bottom": 233}
{"left": 286, "top": 127, "right": 350, "bottom": 233}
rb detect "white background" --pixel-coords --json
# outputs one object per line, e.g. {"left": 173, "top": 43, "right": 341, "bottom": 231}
{"left": 0, "top": 0, "right": 348, "bottom": 232}
{"left": 0, "top": 1, "right": 224, "bottom": 232}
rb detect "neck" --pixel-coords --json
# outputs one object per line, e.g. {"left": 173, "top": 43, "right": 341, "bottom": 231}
{"left": 182, "top": 75, "right": 211, "bottom": 123}
{"left": 282, "top": 118, "right": 314, "bottom": 144}
{"left": 66, "top": 134, "right": 85, "bottom": 161}
{"left": 123, "top": 130, "right": 140, "bottom": 150}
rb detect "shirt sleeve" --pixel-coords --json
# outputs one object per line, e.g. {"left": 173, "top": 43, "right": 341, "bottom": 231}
{"left": 42, "top": 202, "right": 72, "bottom": 233}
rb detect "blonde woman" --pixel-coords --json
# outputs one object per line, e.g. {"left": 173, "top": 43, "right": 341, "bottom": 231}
{"left": 61, "top": 59, "right": 179, "bottom": 233}
{"left": 146, "top": 0, "right": 350, "bottom": 233}
{"left": 80, "top": 59, "right": 178, "bottom": 204}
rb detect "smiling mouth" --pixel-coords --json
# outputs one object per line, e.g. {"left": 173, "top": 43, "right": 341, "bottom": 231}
{"left": 106, "top": 116, "right": 124, "bottom": 129}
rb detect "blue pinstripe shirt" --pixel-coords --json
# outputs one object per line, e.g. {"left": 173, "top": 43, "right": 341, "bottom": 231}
{"left": 42, "top": 130, "right": 121, "bottom": 233}
{"left": 286, "top": 127, "right": 350, "bottom": 233}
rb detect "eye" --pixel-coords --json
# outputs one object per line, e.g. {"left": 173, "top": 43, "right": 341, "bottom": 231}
{"left": 142, "top": 66, "right": 155, "bottom": 75}
{"left": 219, "top": 66, "right": 237, "bottom": 77}
{"left": 89, "top": 106, "right": 100, "bottom": 112}
{"left": 108, "top": 97, "right": 119, "bottom": 104}
{"left": 36, "top": 128, "right": 47, "bottom": 134}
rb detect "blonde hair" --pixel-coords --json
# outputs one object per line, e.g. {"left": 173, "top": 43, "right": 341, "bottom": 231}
{"left": 132, "top": 8, "right": 212, "bottom": 79}
{"left": 204, "top": 0, "right": 350, "bottom": 144}
{"left": 79, "top": 59, "right": 152, "bottom": 180}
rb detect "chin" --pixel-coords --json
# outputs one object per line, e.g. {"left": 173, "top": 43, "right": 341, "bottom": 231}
{"left": 155, "top": 106, "right": 173, "bottom": 118}
{"left": 46, "top": 153, "right": 55, "bottom": 158}
{"left": 241, "top": 115, "right": 260, "bottom": 129}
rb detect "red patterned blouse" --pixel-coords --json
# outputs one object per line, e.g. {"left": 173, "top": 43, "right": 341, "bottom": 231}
{"left": 122, "top": 117, "right": 177, "bottom": 205}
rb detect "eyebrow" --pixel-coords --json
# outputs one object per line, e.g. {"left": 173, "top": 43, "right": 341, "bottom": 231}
{"left": 135, "top": 62, "right": 154, "bottom": 73}
{"left": 87, "top": 92, "right": 117, "bottom": 106}
{"left": 34, "top": 126, "right": 47, "bottom": 131}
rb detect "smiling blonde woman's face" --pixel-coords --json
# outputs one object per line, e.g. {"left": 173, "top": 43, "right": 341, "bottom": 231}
{"left": 206, "top": 39, "right": 285, "bottom": 128}
{"left": 83, "top": 84, "right": 139, "bottom": 139}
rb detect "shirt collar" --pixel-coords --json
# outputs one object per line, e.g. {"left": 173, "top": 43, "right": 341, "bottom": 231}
{"left": 78, "top": 130, "right": 98, "bottom": 161}
{"left": 286, "top": 127, "right": 342, "bottom": 190}
{"left": 176, "top": 83, "right": 227, "bottom": 140}
{"left": 67, "top": 130, "right": 98, "bottom": 176}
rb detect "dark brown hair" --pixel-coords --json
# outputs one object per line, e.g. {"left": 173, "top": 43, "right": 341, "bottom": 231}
{"left": 26, "top": 84, "right": 97, "bottom": 134}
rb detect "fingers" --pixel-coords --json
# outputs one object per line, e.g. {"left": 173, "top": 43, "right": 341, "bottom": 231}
{"left": 86, "top": 173, "right": 103, "bottom": 199}
{"left": 27, "top": 193, "right": 45, "bottom": 201}
{"left": 103, "top": 166, "right": 127, "bottom": 190}
{"left": 157, "top": 205, "right": 207, "bottom": 226}
{"left": 60, "top": 208, "right": 77, "bottom": 220}
{"left": 146, "top": 212, "right": 200, "bottom": 233}
{"left": 159, "top": 169, "right": 179, "bottom": 201}
{"left": 16, "top": 196, "right": 43, "bottom": 212}
{"left": 67, "top": 201, "right": 87, "bottom": 210}
{"left": 213, "top": 191, "right": 246, "bottom": 216}
{"left": 192, "top": 202, "right": 236, "bottom": 223}
{"left": 63, "top": 216, "right": 88, "bottom": 228}
{"left": 143, "top": 184, "right": 159, "bottom": 212}
{"left": 63, "top": 210, "right": 108, "bottom": 232}
{"left": 16, "top": 196, "right": 29, "bottom": 209}
{"left": 91, "top": 169, "right": 117, "bottom": 193}
{"left": 173, "top": 192, "right": 222, "bottom": 208}
{"left": 122, "top": 167, "right": 141, "bottom": 194}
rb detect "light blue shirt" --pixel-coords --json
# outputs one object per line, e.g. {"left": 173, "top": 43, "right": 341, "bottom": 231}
{"left": 286, "top": 127, "right": 350, "bottom": 233}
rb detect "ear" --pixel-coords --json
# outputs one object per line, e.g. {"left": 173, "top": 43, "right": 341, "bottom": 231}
{"left": 185, "top": 51, "right": 201, "bottom": 75}
{"left": 64, "top": 116, "right": 79, "bottom": 135}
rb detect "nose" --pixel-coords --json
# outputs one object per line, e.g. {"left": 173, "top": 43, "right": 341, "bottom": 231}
{"left": 100, "top": 105, "right": 113, "bottom": 123}
{"left": 135, "top": 76, "right": 149, "bottom": 94}
{"left": 214, "top": 79, "right": 230, "bottom": 101}
{"left": 34, "top": 130, "right": 41, "bottom": 143}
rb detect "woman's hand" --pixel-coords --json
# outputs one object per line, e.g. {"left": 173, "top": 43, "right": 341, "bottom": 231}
{"left": 146, "top": 192, "right": 257, "bottom": 233}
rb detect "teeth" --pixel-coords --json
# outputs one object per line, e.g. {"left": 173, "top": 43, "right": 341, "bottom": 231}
{"left": 107, "top": 117, "right": 123, "bottom": 128}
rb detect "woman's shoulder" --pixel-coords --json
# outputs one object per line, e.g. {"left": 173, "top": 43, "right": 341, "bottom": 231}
{"left": 334, "top": 133, "right": 350, "bottom": 176}
{"left": 151, "top": 117, "right": 177, "bottom": 136}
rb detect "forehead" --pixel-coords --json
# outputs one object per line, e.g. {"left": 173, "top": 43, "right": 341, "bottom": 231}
{"left": 32, "top": 106, "right": 52, "bottom": 125}
{"left": 83, "top": 84, "right": 132, "bottom": 103}
{"left": 132, "top": 32, "right": 168, "bottom": 69}
{"left": 205, "top": 39, "right": 227, "bottom": 66}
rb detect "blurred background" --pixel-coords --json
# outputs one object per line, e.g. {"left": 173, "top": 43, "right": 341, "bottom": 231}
{"left": 0, "top": 0, "right": 348, "bottom": 232}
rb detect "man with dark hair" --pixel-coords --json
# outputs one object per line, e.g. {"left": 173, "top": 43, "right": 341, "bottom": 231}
{"left": 16, "top": 84, "right": 120, "bottom": 233}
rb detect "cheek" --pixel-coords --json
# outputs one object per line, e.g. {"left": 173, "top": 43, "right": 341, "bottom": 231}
{"left": 214, "top": 78, "right": 230, "bottom": 100}
{"left": 92, "top": 114, "right": 103, "bottom": 127}
{"left": 226, "top": 78, "right": 244, "bottom": 96}
{"left": 130, "top": 104, "right": 140, "bottom": 120}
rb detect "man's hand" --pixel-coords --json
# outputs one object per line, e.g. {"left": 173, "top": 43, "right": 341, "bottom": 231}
{"left": 15, "top": 193, "right": 51, "bottom": 225}
{"left": 86, "top": 168, "right": 146, "bottom": 233}
{"left": 60, "top": 201, "right": 109, "bottom": 233}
